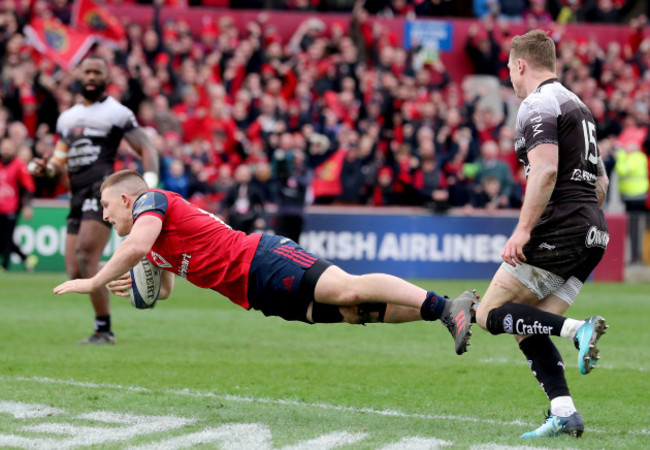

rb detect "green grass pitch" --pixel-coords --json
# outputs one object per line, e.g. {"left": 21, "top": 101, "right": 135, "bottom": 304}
{"left": 0, "top": 273, "right": 648, "bottom": 448}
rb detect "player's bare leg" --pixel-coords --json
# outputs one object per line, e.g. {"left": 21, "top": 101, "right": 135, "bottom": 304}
{"left": 338, "top": 304, "right": 422, "bottom": 324}
{"left": 67, "top": 220, "right": 113, "bottom": 344}
{"left": 313, "top": 265, "right": 477, "bottom": 354}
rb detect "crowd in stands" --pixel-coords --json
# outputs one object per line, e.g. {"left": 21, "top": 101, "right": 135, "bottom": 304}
{"left": 0, "top": 0, "right": 648, "bottom": 236}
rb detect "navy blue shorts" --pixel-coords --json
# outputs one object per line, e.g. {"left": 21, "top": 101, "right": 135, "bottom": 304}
{"left": 247, "top": 234, "right": 332, "bottom": 322}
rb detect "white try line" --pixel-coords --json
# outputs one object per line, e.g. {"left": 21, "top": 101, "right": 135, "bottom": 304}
{"left": 9, "top": 376, "right": 649, "bottom": 437}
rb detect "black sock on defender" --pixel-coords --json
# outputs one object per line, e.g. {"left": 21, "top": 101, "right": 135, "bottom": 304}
{"left": 95, "top": 315, "right": 111, "bottom": 333}
{"left": 519, "top": 335, "right": 570, "bottom": 400}
{"left": 486, "top": 303, "right": 565, "bottom": 336}
{"left": 420, "top": 291, "right": 447, "bottom": 321}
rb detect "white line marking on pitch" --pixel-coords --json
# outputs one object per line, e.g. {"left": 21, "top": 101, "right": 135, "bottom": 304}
{"left": 130, "top": 425, "right": 367, "bottom": 450}
{"left": 0, "top": 401, "right": 64, "bottom": 418}
{"left": 380, "top": 437, "right": 453, "bottom": 449}
{"left": 9, "top": 376, "right": 649, "bottom": 437}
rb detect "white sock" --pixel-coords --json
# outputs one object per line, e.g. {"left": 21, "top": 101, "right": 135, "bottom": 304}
{"left": 560, "top": 318, "right": 584, "bottom": 339}
{"left": 550, "top": 396, "right": 577, "bottom": 417}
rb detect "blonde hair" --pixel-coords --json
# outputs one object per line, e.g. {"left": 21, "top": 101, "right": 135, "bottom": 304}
{"left": 510, "top": 29, "right": 556, "bottom": 73}
{"left": 101, "top": 170, "right": 148, "bottom": 196}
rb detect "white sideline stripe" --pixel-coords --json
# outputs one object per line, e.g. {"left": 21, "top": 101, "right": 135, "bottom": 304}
{"left": 380, "top": 437, "right": 453, "bottom": 449}
{"left": 11, "top": 376, "right": 650, "bottom": 437}
{"left": 0, "top": 401, "right": 64, "bottom": 419}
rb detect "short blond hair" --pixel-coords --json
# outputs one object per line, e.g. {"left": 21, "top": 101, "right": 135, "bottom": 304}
{"left": 510, "top": 29, "right": 556, "bottom": 73}
{"left": 101, "top": 170, "right": 148, "bottom": 196}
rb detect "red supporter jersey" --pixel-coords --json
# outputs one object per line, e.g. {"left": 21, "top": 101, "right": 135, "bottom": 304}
{"left": 132, "top": 189, "right": 262, "bottom": 309}
{"left": 0, "top": 158, "right": 35, "bottom": 215}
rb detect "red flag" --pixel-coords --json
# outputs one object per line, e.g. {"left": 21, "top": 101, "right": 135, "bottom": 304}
{"left": 311, "top": 149, "right": 346, "bottom": 200}
{"left": 24, "top": 18, "right": 96, "bottom": 71}
{"left": 71, "top": 0, "right": 126, "bottom": 44}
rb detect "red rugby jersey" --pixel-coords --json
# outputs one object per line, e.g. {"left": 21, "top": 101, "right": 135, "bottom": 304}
{"left": 132, "top": 189, "right": 262, "bottom": 309}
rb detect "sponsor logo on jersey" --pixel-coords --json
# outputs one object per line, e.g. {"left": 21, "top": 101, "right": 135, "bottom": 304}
{"left": 67, "top": 138, "right": 102, "bottom": 169}
{"left": 151, "top": 251, "right": 172, "bottom": 268}
{"left": 527, "top": 102, "right": 544, "bottom": 138}
{"left": 81, "top": 198, "right": 99, "bottom": 212}
{"left": 503, "top": 314, "right": 514, "bottom": 334}
{"left": 516, "top": 319, "right": 553, "bottom": 335}
{"left": 585, "top": 226, "right": 609, "bottom": 249}
{"left": 133, "top": 193, "right": 154, "bottom": 217}
{"left": 72, "top": 127, "right": 84, "bottom": 139}
{"left": 570, "top": 168, "right": 597, "bottom": 183}
{"left": 538, "top": 242, "right": 556, "bottom": 251}
{"left": 179, "top": 253, "right": 192, "bottom": 279}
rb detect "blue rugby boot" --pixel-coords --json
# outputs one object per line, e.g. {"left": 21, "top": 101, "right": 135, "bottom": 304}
{"left": 521, "top": 410, "right": 584, "bottom": 438}
{"left": 574, "top": 316, "right": 608, "bottom": 375}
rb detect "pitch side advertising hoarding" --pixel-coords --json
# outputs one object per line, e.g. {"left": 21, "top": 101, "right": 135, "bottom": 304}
{"left": 12, "top": 204, "right": 624, "bottom": 281}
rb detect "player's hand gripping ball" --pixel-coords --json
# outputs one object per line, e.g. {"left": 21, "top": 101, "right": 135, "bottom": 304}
{"left": 129, "top": 257, "right": 162, "bottom": 309}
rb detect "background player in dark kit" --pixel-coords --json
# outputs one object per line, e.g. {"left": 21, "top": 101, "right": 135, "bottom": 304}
{"left": 30, "top": 56, "right": 159, "bottom": 345}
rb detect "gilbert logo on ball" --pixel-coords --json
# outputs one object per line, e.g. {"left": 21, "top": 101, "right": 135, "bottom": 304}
{"left": 129, "top": 257, "right": 162, "bottom": 309}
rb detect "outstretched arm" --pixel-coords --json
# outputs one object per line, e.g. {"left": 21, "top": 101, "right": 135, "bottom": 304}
{"left": 124, "top": 127, "right": 159, "bottom": 187}
{"left": 53, "top": 215, "right": 163, "bottom": 295}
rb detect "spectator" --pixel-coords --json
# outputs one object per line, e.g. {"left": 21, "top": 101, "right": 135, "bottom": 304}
{"left": 473, "top": 140, "right": 514, "bottom": 209}
{"left": 272, "top": 149, "right": 310, "bottom": 242}
{"left": 465, "top": 20, "right": 501, "bottom": 77}
{"left": 523, "top": 0, "right": 554, "bottom": 25}
{"left": 163, "top": 158, "right": 190, "bottom": 198}
{"left": 415, "top": 0, "right": 456, "bottom": 17}
{"left": 221, "top": 164, "right": 266, "bottom": 233}
{"left": 417, "top": 140, "right": 449, "bottom": 212}
{"left": 470, "top": 175, "right": 504, "bottom": 210}
{"left": 583, "top": 0, "right": 637, "bottom": 23}
{"left": 615, "top": 141, "right": 649, "bottom": 264}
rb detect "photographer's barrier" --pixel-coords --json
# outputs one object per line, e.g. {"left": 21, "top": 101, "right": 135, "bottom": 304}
{"left": 12, "top": 202, "right": 625, "bottom": 281}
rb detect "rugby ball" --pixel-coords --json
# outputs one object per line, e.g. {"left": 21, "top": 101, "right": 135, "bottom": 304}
{"left": 128, "top": 257, "right": 162, "bottom": 309}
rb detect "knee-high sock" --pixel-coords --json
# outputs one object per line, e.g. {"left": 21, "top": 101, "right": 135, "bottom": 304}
{"left": 486, "top": 303, "right": 565, "bottom": 336}
{"left": 519, "top": 335, "right": 570, "bottom": 401}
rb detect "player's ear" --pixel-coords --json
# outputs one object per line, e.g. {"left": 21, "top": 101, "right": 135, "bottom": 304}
{"left": 121, "top": 193, "right": 130, "bottom": 207}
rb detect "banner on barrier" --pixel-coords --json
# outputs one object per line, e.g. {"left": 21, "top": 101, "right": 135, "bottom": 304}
{"left": 11, "top": 204, "right": 623, "bottom": 281}
{"left": 300, "top": 212, "right": 517, "bottom": 279}
{"left": 11, "top": 205, "right": 123, "bottom": 271}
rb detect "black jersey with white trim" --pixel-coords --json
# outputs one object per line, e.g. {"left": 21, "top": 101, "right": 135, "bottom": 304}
{"left": 56, "top": 96, "right": 138, "bottom": 192}
{"left": 514, "top": 78, "right": 600, "bottom": 205}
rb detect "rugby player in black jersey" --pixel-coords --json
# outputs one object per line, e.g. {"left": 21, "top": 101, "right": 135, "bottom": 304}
{"left": 30, "top": 55, "right": 159, "bottom": 344}
{"left": 473, "top": 30, "right": 610, "bottom": 438}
